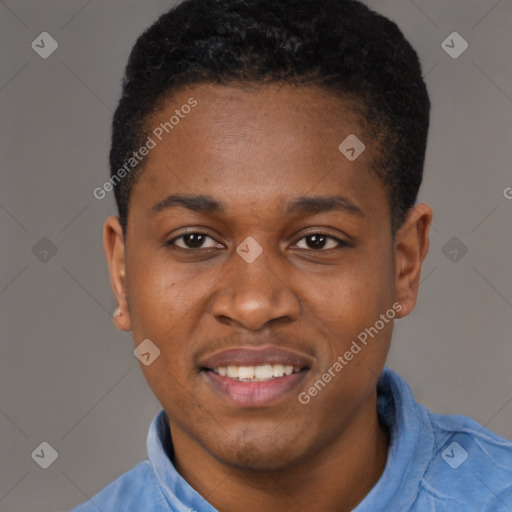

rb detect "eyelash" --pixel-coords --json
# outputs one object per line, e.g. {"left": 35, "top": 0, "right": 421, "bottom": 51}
{"left": 166, "top": 232, "right": 349, "bottom": 251}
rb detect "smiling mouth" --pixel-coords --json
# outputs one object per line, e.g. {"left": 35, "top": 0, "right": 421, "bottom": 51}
{"left": 198, "top": 346, "right": 312, "bottom": 406}
{"left": 203, "top": 364, "right": 306, "bottom": 382}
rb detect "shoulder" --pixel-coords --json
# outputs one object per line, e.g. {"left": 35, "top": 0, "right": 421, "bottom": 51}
{"left": 69, "top": 460, "right": 167, "bottom": 512}
{"left": 414, "top": 407, "right": 512, "bottom": 511}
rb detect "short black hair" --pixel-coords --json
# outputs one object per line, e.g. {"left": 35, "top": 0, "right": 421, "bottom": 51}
{"left": 110, "top": 0, "right": 430, "bottom": 236}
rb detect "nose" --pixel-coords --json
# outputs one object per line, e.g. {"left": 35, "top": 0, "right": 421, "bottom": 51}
{"left": 211, "top": 249, "right": 301, "bottom": 331}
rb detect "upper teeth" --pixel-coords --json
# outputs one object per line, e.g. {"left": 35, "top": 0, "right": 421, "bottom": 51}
{"left": 213, "top": 364, "right": 301, "bottom": 381}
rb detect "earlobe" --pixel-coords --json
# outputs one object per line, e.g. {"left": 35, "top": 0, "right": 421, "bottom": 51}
{"left": 112, "top": 305, "right": 130, "bottom": 331}
{"left": 394, "top": 203, "right": 432, "bottom": 318}
{"left": 103, "top": 216, "right": 132, "bottom": 332}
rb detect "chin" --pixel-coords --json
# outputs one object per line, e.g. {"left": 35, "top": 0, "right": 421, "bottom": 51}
{"left": 209, "top": 432, "right": 310, "bottom": 472}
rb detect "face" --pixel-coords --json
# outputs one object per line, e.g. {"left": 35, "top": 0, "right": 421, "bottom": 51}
{"left": 105, "top": 83, "right": 431, "bottom": 471}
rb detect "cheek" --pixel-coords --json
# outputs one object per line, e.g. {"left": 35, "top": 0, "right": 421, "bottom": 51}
{"left": 303, "top": 247, "right": 394, "bottom": 322}
{"left": 300, "top": 246, "right": 395, "bottom": 371}
{"left": 125, "top": 259, "right": 214, "bottom": 382}
{"left": 126, "top": 254, "right": 202, "bottom": 334}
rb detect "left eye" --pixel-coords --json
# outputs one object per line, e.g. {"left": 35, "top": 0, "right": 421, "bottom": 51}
{"left": 168, "top": 233, "right": 221, "bottom": 249}
{"left": 294, "top": 233, "right": 345, "bottom": 250}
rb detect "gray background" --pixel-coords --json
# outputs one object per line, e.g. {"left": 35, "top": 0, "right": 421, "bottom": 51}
{"left": 0, "top": 0, "right": 511, "bottom": 511}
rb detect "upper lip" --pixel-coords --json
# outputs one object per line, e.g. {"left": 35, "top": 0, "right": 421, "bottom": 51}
{"left": 198, "top": 346, "right": 312, "bottom": 370}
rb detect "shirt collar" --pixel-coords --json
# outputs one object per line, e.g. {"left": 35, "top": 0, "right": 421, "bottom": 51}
{"left": 147, "top": 366, "right": 434, "bottom": 511}
{"left": 353, "top": 367, "right": 434, "bottom": 510}
{"left": 147, "top": 406, "right": 218, "bottom": 512}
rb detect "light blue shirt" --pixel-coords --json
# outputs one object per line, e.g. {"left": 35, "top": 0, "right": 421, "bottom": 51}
{"left": 70, "top": 367, "right": 512, "bottom": 511}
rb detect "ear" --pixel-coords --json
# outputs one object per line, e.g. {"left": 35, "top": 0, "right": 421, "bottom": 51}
{"left": 394, "top": 203, "right": 432, "bottom": 318}
{"left": 103, "top": 215, "right": 132, "bottom": 331}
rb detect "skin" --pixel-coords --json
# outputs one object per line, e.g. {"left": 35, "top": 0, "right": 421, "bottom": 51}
{"left": 104, "top": 83, "right": 432, "bottom": 512}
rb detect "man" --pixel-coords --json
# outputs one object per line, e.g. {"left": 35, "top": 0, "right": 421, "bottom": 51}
{"left": 72, "top": 0, "right": 512, "bottom": 510}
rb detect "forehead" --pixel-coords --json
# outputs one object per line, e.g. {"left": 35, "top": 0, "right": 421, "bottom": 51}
{"left": 130, "top": 83, "right": 387, "bottom": 221}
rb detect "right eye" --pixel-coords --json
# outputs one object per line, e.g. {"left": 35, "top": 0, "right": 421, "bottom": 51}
{"left": 166, "top": 232, "right": 223, "bottom": 250}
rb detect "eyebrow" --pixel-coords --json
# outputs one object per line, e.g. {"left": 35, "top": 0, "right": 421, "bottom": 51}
{"left": 152, "top": 194, "right": 222, "bottom": 215}
{"left": 151, "top": 194, "right": 363, "bottom": 217}
{"left": 286, "top": 195, "right": 363, "bottom": 216}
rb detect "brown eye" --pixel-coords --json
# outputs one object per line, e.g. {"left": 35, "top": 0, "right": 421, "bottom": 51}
{"left": 168, "top": 233, "right": 221, "bottom": 249}
{"left": 295, "top": 233, "right": 347, "bottom": 250}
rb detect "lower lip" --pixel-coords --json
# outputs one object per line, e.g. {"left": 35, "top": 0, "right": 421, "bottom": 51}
{"left": 203, "top": 370, "right": 308, "bottom": 407}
